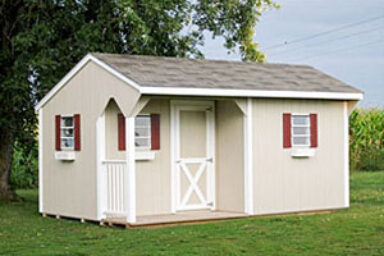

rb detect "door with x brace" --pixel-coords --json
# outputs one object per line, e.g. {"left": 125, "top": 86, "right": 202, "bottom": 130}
{"left": 173, "top": 102, "right": 215, "bottom": 211}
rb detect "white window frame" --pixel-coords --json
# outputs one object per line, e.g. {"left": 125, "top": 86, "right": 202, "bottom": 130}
{"left": 134, "top": 114, "right": 151, "bottom": 150}
{"left": 60, "top": 115, "right": 75, "bottom": 151}
{"left": 291, "top": 114, "right": 310, "bottom": 147}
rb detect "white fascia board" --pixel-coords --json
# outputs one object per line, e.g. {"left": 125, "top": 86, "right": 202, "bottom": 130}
{"left": 140, "top": 86, "right": 364, "bottom": 101}
{"left": 34, "top": 53, "right": 141, "bottom": 112}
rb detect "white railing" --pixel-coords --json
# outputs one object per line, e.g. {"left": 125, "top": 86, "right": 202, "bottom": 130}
{"left": 102, "top": 160, "right": 126, "bottom": 217}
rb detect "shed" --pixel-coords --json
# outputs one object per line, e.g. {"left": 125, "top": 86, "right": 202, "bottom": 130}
{"left": 35, "top": 53, "right": 363, "bottom": 226}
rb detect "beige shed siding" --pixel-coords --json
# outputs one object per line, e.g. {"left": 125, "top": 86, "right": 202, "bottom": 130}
{"left": 215, "top": 100, "right": 245, "bottom": 213}
{"left": 136, "top": 99, "right": 172, "bottom": 216}
{"left": 42, "top": 61, "right": 140, "bottom": 220}
{"left": 252, "top": 99, "right": 345, "bottom": 215}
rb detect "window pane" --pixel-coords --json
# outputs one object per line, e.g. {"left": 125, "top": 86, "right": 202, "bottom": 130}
{"left": 292, "top": 127, "right": 309, "bottom": 135}
{"left": 135, "top": 116, "right": 150, "bottom": 127}
{"left": 135, "top": 127, "right": 150, "bottom": 137}
{"left": 293, "top": 136, "right": 309, "bottom": 146}
{"left": 135, "top": 138, "right": 150, "bottom": 148}
{"left": 61, "top": 128, "right": 74, "bottom": 137}
{"left": 61, "top": 138, "right": 74, "bottom": 148}
{"left": 292, "top": 115, "right": 309, "bottom": 125}
{"left": 61, "top": 117, "right": 73, "bottom": 127}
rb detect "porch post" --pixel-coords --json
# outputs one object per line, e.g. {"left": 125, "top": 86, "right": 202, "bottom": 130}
{"left": 96, "top": 113, "right": 106, "bottom": 220}
{"left": 125, "top": 116, "right": 136, "bottom": 223}
{"left": 244, "top": 98, "right": 254, "bottom": 215}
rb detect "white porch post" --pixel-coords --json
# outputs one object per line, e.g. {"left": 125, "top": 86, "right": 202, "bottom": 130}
{"left": 244, "top": 98, "right": 254, "bottom": 215}
{"left": 96, "top": 113, "right": 106, "bottom": 220}
{"left": 125, "top": 116, "right": 136, "bottom": 223}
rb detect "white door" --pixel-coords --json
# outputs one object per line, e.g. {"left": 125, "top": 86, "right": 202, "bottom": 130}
{"left": 172, "top": 101, "right": 215, "bottom": 211}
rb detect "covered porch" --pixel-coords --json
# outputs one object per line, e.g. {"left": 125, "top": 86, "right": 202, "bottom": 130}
{"left": 96, "top": 96, "right": 254, "bottom": 226}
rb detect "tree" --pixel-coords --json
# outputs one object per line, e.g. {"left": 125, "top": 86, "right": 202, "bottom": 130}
{"left": 0, "top": 0, "right": 277, "bottom": 200}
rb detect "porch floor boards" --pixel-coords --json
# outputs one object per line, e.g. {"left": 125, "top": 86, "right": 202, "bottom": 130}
{"left": 104, "top": 210, "right": 247, "bottom": 227}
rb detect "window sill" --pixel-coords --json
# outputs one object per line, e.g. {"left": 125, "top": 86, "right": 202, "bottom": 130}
{"left": 291, "top": 148, "right": 315, "bottom": 158}
{"left": 135, "top": 151, "right": 155, "bottom": 161}
{"left": 55, "top": 151, "right": 75, "bottom": 161}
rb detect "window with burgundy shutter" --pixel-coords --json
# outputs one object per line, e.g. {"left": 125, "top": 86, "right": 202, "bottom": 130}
{"left": 118, "top": 113, "right": 161, "bottom": 151}
{"left": 283, "top": 113, "right": 318, "bottom": 148}
{"left": 55, "top": 114, "right": 81, "bottom": 151}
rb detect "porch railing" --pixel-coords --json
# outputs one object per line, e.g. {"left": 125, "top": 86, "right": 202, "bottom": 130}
{"left": 102, "top": 160, "right": 126, "bottom": 217}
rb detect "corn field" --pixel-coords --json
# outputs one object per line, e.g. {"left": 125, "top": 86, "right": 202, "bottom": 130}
{"left": 350, "top": 108, "right": 384, "bottom": 171}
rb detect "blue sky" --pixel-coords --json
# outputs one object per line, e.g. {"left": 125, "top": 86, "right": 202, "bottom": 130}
{"left": 202, "top": 0, "right": 384, "bottom": 107}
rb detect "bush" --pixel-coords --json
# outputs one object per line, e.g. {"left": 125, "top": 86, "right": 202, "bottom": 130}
{"left": 350, "top": 108, "right": 384, "bottom": 171}
{"left": 10, "top": 144, "right": 38, "bottom": 189}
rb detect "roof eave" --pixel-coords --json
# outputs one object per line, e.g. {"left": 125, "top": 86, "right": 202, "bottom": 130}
{"left": 140, "top": 86, "right": 364, "bottom": 101}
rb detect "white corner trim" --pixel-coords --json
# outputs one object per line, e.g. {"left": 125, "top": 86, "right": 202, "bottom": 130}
{"left": 140, "top": 87, "right": 363, "bottom": 101}
{"left": 34, "top": 53, "right": 141, "bottom": 111}
{"left": 244, "top": 98, "right": 254, "bottom": 215}
{"left": 343, "top": 101, "right": 350, "bottom": 207}
{"left": 38, "top": 109, "right": 43, "bottom": 213}
{"left": 96, "top": 113, "right": 106, "bottom": 220}
{"left": 125, "top": 117, "right": 136, "bottom": 223}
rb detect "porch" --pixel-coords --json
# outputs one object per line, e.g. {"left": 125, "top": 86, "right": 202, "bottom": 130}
{"left": 103, "top": 210, "right": 247, "bottom": 227}
{"left": 96, "top": 97, "right": 254, "bottom": 225}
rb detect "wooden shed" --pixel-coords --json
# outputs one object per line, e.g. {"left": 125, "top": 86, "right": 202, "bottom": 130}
{"left": 35, "top": 53, "right": 363, "bottom": 226}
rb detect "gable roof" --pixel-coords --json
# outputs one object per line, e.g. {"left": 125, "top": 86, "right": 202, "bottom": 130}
{"left": 93, "top": 53, "right": 361, "bottom": 94}
{"left": 35, "top": 53, "right": 363, "bottom": 111}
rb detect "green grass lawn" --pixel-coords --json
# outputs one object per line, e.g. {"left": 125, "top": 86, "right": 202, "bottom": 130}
{"left": 1, "top": 171, "right": 384, "bottom": 256}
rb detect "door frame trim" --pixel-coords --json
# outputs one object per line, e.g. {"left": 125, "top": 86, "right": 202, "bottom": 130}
{"left": 170, "top": 100, "right": 216, "bottom": 213}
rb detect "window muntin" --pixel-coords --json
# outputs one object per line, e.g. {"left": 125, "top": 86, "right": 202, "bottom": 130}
{"left": 61, "top": 116, "right": 74, "bottom": 150}
{"left": 291, "top": 115, "right": 310, "bottom": 147}
{"left": 135, "top": 115, "right": 151, "bottom": 149}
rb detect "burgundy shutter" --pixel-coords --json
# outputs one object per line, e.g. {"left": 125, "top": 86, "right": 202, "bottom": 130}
{"left": 310, "top": 113, "right": 318, "bottom": 148}
{"left": 283, "top": 113, "right": 292, "bottom": 148}
{"left": 74, "top": 114, "right": 81, "bottom": 151}
{"left": 55, "top": 115, "right": 61, "bottom": 151}
{"left": 118, "top": 113, "right": 126, "bottom": 150}
{"left": 151, "top": 114, "right": 160, "bottom": 150}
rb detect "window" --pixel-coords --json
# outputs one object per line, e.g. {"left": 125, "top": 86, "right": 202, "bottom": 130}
{"left": 61, "top": 116, "right": 75, "bottom": 150}
{"left": 291, "top": 115, "right": 310, "bottom": 147}
{"left": 135, "top": 114, "right": 151, "bottom": 149}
